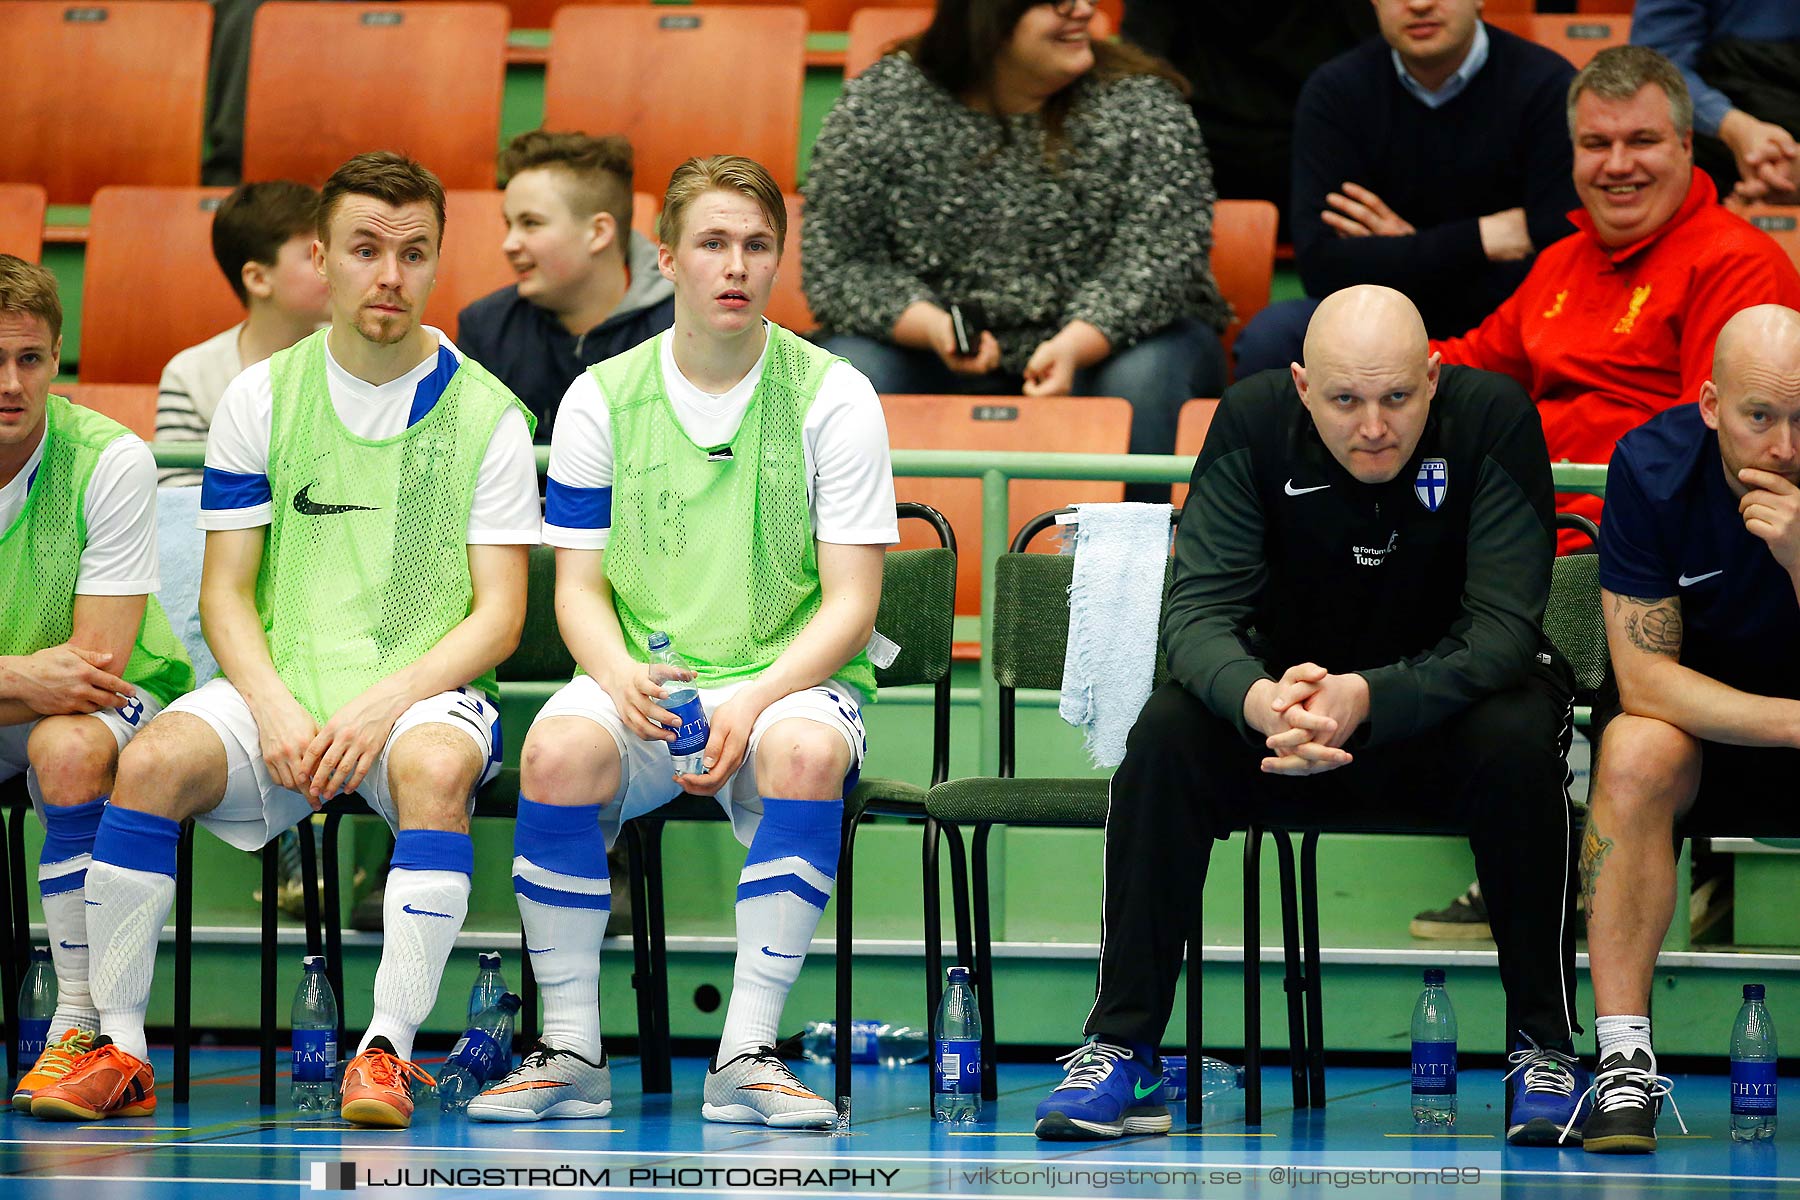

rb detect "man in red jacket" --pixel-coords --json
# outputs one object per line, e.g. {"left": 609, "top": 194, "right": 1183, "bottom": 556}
{"left": 1433, "top": 45, "right": 1800, "bottom": 543}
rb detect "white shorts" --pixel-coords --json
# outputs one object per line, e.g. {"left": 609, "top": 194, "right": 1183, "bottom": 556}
{"left": 0, "top": 694, "right": 165, "bottom": 818}
{"left": 530, "top": 674, "right": 867, "bottom": 849}
{"left": 163, "top": 678, "right": 503, "bottom": 851}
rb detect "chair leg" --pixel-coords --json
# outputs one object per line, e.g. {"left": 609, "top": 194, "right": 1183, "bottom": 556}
{"left": 1301, "top": 831, "right": 1325, "bottom": 1107}
{"left": 174, "top": 820, "right": 194, "bottom": 1104}
{"left": 971, "top": 824, "right": 998, "bottom": 1103}
{"left": 9, "top": 800, "right": 29, "bottom": 1003}
{"left": 921, "top": 817, "right": 945, "bottom": 1110}
{"left": 944, "top": 823, "right": 974, "bottom": 976}
{"left": 640, "top": 819, "right": 673, "bottom": 1094}
{"left": 519, "top": 919, "right": 539, "bottom": 1050}
{"left": 260, "top": 841, "right": 278, "bottom": 1107}
{"left": 1184, "top": 896, "right": 1204, "bottom": 1129}
{"left": 1273, "top": 831, "right": 1308, "bottom": 1110}
{"left": 622, "top": 824, "right": 661, "bottom": 1094}
{"left": 834, "top": 812, "right": 856, "bottom": 1124}
{"left": 1242, "top": 828, "right": 1262, "bottom": 1127}
{"left": 297, "top": 820, "right": 322, "bottom": 958}
{"left": 0, "top": 807, "right": 16, "bottom": 1089}
{"left": 321, "top": 812, "right": 345, "bottom": 1048}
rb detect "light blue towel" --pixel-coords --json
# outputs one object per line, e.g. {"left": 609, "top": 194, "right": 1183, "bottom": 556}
{"left": 155, "top": 486, "right": 219, "bottom": 687}
{"left": 1057, "top": 502, "right": 1173, "bottom": 768}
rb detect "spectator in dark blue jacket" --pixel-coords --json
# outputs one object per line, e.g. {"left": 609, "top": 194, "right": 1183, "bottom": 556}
{"left": 1234, "top": 0, "right": 1577, "bottom": 377}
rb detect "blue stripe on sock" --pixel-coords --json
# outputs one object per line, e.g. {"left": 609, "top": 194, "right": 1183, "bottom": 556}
{"left": 39, "top": 869, "right": 88, "bottom": 897}
{"left": 391, "top": 829, "right": 474, "bottom": 877}
{"left": 515, "top": 798, "right": 607, "bottom": 881}
{"left": 513, "top": 874, "right": 612, "bottom": 911}
{"left": 743, "top": 797, "right": 842, "bottom": 876}
{"left": 736, "top": 873, "right": 832, "bottom": 911}
{"left": 91, "top": 806, "right": 180, "bottom": 879}
{"left": 41, "top": 795, "right": 107, "bottom": 864}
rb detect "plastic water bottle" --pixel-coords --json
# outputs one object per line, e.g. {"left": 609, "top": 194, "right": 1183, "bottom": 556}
{"left": 438, "top": 993, "right": 521, "bottom": 1112}
{"left": 648, "top": 631, "right": 709, "bottom": 776}
{"left": 932, "top": 967, "right": 982, "bottom": 1123}
{"left": 468, "top": 951, "right": 508, "bottom": 1028}
{"left": 1160, "top": 1054, "right": 1244, "bottom": 1102}
{"left": 290, "top": 955, "right": 340, "bottom": 1111}
{"left": 1411, "top": 968, "right": 1457, "bottom": 1125}
{"left": 19, "top": 946, "right": 55, "bottom": 1063}
{"left": 801, "top": 1020, "right": 929, "bottom": 1066}
{"left": 1731, "top": 983, "right": 1778, "bottom": 1141}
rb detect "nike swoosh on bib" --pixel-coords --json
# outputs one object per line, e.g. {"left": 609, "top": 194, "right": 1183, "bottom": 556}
{"left": 293, "top": 482, "right": 380, "bottom": 516}
{"left": 1284, "top": 480, "right": 1330, "bottom": 496}
{"left": 1677, "top": 570, "right": 1723, "bottom": 587}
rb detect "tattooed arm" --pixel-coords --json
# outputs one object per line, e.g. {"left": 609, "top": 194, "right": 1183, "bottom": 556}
{"left": 1603, "top": 587, "right": 1800, "bottom": 747}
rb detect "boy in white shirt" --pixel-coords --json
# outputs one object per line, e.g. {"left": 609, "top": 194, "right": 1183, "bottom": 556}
{"left": 466, "top": 155, "right": 897, "bottom": 1129}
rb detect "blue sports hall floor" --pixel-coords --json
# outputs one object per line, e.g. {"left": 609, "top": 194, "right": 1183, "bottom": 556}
{"left": 2, "top": 1048, "right": 1796, "bottom": 1197}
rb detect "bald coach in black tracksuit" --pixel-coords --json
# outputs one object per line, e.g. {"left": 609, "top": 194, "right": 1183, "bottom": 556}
{"left": 1085, "top": 359, "right": 1581, "bottom": 1073}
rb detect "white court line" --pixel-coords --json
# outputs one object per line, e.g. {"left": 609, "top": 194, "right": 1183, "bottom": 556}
{"left": 1, "top": 1141, "right": 1793, "bottom": 1185}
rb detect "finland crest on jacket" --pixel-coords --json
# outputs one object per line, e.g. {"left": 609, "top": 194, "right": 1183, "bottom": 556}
{"left": 1414, "top": 458, "right": 1448, "bottom": 511}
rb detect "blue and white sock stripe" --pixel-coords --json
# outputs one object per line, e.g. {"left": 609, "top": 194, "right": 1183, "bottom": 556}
{"left": 91, "top": 805, "right": 181, "bottom": 879}
{"left": 38, "top": 853, "right": 91, "bottom": 897}
{"left": 512, "top": 855, "right": 612, "bottom": 911}
{"left": 735, "top": 855, "right": 834, "bottom": 911}
{"left": 391, "top": 828, "right": 475, "bottom": 878}
{"left": 41, "top": 795, "right": 107, "bottom": 866}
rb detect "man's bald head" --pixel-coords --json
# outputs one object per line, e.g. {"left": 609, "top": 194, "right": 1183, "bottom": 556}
{"left": 1701, "top": 304, "right": 1800, "bottom": 496}
{"left": 1292, "top": 287, "right": 1440, "bottom": 484}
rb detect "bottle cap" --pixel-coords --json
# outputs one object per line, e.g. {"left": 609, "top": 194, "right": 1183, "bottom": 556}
{"left": 1424, "top": 969, "right": 1445, "bottom": 986}
{"left": 302, "top": 955, "right": 325, "bottom": 970}
{"left": 30, "top": 945, "right": 51, "bottom": 960}
{"left": 1745, "top": 983, "right": 1766, "bottom": 1001}
{"left": 479, "top": 952, "right": 502, "bottom": 969}
{"left": 648, "top": 631, "right": 671, "bottom": 651}
{"left": 947, "top": 966, "right": 970, "bottom": 983}
{"left": 497, "top": 993, "right": 522, "bottom": 1012}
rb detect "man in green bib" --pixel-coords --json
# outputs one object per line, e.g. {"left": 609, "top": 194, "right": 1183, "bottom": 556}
{"left": 0, "top": 256, "right": 192, "bottom": 1116}
{"left": 465, "top": 155, "right": 898, "bottom": 1128}
{"left": 36, "top": 154, "right": 541, "bottom": 1130}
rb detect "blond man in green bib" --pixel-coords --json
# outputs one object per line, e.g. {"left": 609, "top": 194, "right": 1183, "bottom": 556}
{"left": 0, "top": 256, "right": 192, "bottom": 1116}
{"left": 36, "top": 154, "right": 541, "bottom": 1130}
{"left": 464, "top": 156, "right": 897, "bottom": 1129}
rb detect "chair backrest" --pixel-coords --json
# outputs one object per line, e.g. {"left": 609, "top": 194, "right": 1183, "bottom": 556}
{"left": 545, "top": 7, "right": 807, "bottom": 194}
{"left": 1488, "top": 13, "right": 1629, "bottom": 69}
{"left": 0, "top": 1, "right": 211, "bottom": 205}
{"left": 1211, "top": 199, "right": 1278, "bottom": 359}
{"left": 244, "top": 2, "right": 509, "bottom": 189}
{"left": 1741, "top": 205, "right": 1800, "bottom": 274}
{"left": 0, "top": 185, "right": 46, "bottom": 261}
{"left": 875, "top": 503, "right": 956, "bottom": 692}
{"left": 64, "top": 383, "right": 158, "bottom": 439}
{"left": 428, "top": 191, "right": 515, "bottom": 334}
{"left": 769, "top": 194, "right": 816, "bottom": 333}
{"left": 1169, "top": 398, "right": 1220, "bottom": 507}
{"left": 498, "top": 543, "right": 578, "bottom": 681}
{"left": 882, "top": 394, "right": 1133, "bottom": 618}
{"left": 504, "top": 0, "right": 643, "bottom": 31}
{"left": 80, "top": 187, "right": 241, "bottom": 385}
{"left": 990, "top": 552, "right": 1076, "bottom": 692}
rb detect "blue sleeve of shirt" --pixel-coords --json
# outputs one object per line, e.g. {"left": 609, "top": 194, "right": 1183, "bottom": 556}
{"left": 1597, "top": 450, "right": 1677, "bottom": 599}
{"left": 544, "top": 478, "right": 612, "bottom": 530}
{"left": 200, "top": 467, "right": 272, "bottom": 512}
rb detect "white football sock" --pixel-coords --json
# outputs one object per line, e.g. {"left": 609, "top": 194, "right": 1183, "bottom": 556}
{"left": 359, "top": 867, "right": 470, "bottom": 1062}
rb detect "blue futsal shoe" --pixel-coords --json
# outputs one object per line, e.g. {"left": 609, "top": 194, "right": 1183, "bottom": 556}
{"left": 1503, "top": 1035, "right": 1591, "bottom": 1146}
{"left": 1033, "top": 1037, "right": 1171, "bottom": 1140}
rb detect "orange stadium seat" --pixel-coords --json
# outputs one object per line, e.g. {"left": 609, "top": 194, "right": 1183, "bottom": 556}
{"left": 1211, "top": 198, "right": 1278, "bottom": 363}
{"left": 79, "top": 188, "right": 241, "bottom": 385}
{"left": 881, "top": 394, "right": 1133, "bottom": 637}
{"left": 769, "top": 194, "right": 817, "bottom": 333}
{"left": 503, "top": 0, "right": 642, "bottom": 32}
{"left": 1488, "top": 13, "right": 1629, "bottom": 70}
{"left": 0, "top": 185, "right": 47, "bottom": 262}
{"left": 1170, "top": 397, "right": 1219, "bottom": 507}
{"left": 545, "top": 6, "right": 807, "bottom": 193}
{"left": 243, "top": 2, "right": 509, "bottom": 190}
{"left": 63, "top": 384, "right": 158, "bottom": 440}
{"left": 1741, "top": 205, "right": 1800, "bottom": 273}
{"left": 0, "top": 1, "right": 211, "bottom": 204}
{"left": 430, "top": 190, "right": 664, "bottom": 335}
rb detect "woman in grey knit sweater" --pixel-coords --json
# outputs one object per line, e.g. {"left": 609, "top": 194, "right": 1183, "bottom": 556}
{"left": 803, "top": 0, "right": 1228, "bottom": 461}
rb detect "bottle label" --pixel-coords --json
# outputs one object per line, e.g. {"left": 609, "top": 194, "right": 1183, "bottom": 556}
{"left": 1732, "top": 1061, "right": 1778, "bottom": 1115}
{"left": 450, "top": 1030, "right": 503, "bottom": 1081}
{"left": 1411, "top": 1040, "right": 1457, "bottom": 1096}
{"left": 20, "top": 1017, "right": 50, "bottom": 1061}
{"left": 850, "top": 1020, "right": 881, "bottom": 1064}
{"left": 291, "top": 1029, "right": 338, "bottom": 1083}
{"left": 935, "top": 1038, "right": 981, "bottom": 1094}
{"left": 664, "top": 695, "right": 710, "bottom": 755}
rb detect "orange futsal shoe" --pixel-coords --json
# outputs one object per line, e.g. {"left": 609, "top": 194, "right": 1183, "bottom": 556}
{"left": 13, "top": 1027, "right": 98, "bottom": 1112}
{"left": 29, "top": 1036, "right": 156, "bottom": 1120}
{"left": 340, "top": 1041, "right": 436, "bottom": 1128}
